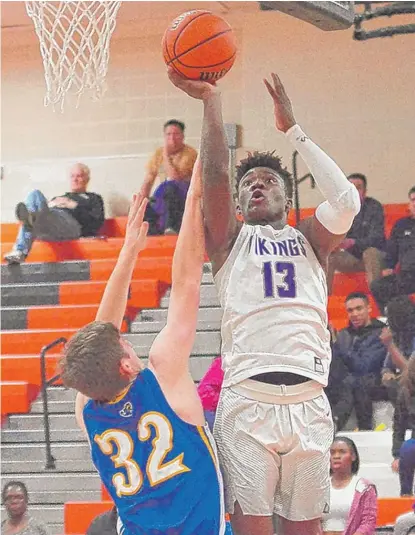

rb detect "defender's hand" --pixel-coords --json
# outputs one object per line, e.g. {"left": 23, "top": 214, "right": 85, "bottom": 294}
{"left": 167, "top": 67, "right": 217, "bottom": 101}
{"left": 124, "top": 194, "right": 149, "bottom": 253}
{"left": 264, "top": 73, "right": 296, "bottom": 133}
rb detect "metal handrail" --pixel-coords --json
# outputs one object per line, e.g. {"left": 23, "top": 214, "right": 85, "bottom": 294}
{"left": 40, "top": 336, "right": 67, "bottom": 470}
{"left": 292, "top": 150, "right": 315, "bottom": 225}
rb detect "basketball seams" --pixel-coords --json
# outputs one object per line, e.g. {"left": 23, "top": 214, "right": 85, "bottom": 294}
{"left": 171, "top": 30, "right": 234, "bottom": 68}
{"left": 174, "top": 50, "right": 237, "bottom": 71}
{"left": 172, "top": 11, "right": 213, "bottom": 59}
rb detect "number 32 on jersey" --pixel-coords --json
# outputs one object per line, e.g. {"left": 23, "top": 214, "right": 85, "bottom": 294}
{"left": 94, "top": 411, "right": 190, "bottom": 497}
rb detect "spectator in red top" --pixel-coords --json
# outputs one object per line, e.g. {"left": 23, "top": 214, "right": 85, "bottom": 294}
{"left": 371, "top": 186, "right": 415, "bottom": 314}
{"left": 197, "top": 356, "right": 224, "bottom": 430}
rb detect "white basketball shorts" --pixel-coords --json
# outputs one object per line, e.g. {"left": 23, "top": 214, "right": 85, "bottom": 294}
{"left": 213, "top": 378, "right": 333, "bottom": 522}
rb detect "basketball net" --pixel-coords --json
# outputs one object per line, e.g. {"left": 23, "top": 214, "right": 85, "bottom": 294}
{"left": 26, "top": 1, "right": 121, "bottom": 111}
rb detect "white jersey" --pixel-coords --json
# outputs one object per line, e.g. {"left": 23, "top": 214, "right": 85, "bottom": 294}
{"left": 214, "top": 223, "right": 331, "bottom": 388}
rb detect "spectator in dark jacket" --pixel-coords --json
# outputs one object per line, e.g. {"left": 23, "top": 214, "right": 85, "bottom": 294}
{"left": 327, "top": 292, "right": 388, "bottom": 431}
{"left": 381, "top": 296, "right": 415, "bottom": 404}
{"left": 371, "top": 186, "right": 415, "bottom": 314}
{"left": 4, "top": 163, "right": 105, "bottom": 265}
{"left": 86, "top": 506, "right": 118, "bottom": 535}
{"left": 392, "top": 352, "right": 415, "bottom": 496}
{"left": 327, "top": 173, "right": 385, "bottom": 293}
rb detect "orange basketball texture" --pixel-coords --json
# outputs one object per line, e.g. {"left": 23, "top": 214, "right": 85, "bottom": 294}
{"left": 162, "top": 10, "right": 237, "bottom": 81}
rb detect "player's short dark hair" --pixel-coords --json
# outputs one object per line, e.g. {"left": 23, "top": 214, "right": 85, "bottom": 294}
{"left": 235, "top": 151, "right": 293, "bottom": 198}
{"left": 348, "top": 173, "right": 367, "bottom": 189}
{"left": 2, "top": 481, "right": 29, "bottom": 503}
{"left": 345, "top": 291, "right": 369, "bottom": 304}
{"left": 333, "top": 436, "right": 360, "bottom": 474}
{"left": 60, "top": 321, "right": 130, "bottom": 402}
{"left": 409, "top": 186, "right": 415, "bottom": 197}
{"left": 163, "top": 119, "right": 185, "bottom": 132}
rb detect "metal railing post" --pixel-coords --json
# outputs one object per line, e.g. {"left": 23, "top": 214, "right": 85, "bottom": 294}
{"left": 40, "top": 337, "right": 67, "bottom": 470}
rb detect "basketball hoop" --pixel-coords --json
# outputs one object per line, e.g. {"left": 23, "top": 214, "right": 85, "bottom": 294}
{"left": 25, "top": 1, "right": 121, "bottom": 111}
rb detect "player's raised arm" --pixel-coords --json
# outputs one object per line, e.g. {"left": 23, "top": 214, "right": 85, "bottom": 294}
{"left": 264, "top": 72, "right": 361, "bottom": 262}
{"left": 167, "top": 68, "right": 241, "bottom": 273}
{"left": 95, "top": 194, "right": 149, "bottom": 329}
{"left": 149, "top": 156, "right": 205, "bottom": 374}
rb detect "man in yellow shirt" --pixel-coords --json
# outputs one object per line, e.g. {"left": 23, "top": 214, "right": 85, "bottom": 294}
{"left": 141, "top": 119, "right": 197, "bottom": 235}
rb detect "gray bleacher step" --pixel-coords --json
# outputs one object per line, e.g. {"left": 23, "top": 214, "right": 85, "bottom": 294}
{"left": 202, "top": 272, "right": 214, "bottom": 285}
{"left": 1, "top": 282, "right": 60, "bottom": 307}
{"left": 41, "top": 387, "right": 77, "bottom": 403}
{"left": 1, "top": 428, "right": 85, "bottom": 443}
{"left": 31, "top": 399, "right": 76, "bottom": 414}
{"left": 2, "top": 458, "right": 95, "bottom": 474}
{"left": 2, "top": 472, "right": 101, "bottom": 492}
{"left": 134, "top": 306, "right": 222, "bottom": 333}
{"left": 17, "top": 489, "right": 100, "bottom": 505}
{"left": 161, "top": 284, "right": 219, "bottom": 308}
{"left": 355, "top": 463, "right": 399, "bottom": 497}
{"left": 1, "top": 442, "right": 90, "bottom": 462}
{"left": 125, "top": 331, "right": 221, "bottom": 356}
{"left": 1, "top": 260, "right": 90, "bottom": 285}
{"left": 8, "top": 413, "right": 78, "bottom": 431}
{"left": 47, "top": 524, "right": 63, "bottom": 535}
{"left": 1, "top": 306, "right": 28, "bottom": 329}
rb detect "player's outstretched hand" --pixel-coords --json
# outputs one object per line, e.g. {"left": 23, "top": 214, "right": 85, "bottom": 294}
{"left": 264, "top": 73, "right": 296, "bottom": 134}
{"left": 124, "top": 194, "right": 149, "bottom": 253}
{"left": 167, "top": 67, "right": 217, "bottom": 101}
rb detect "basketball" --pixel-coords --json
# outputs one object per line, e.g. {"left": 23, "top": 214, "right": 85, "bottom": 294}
{"left": 162, "top": 10, "right": 237, "bottom": 82}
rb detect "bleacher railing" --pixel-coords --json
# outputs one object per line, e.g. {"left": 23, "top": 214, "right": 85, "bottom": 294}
{"left": 40, "top": 336, "right": 67, "bottom": 470}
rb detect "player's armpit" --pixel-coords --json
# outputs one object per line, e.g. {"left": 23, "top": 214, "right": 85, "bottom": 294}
{"left": 298, "top": 215, "right": 347, "bottom": 264}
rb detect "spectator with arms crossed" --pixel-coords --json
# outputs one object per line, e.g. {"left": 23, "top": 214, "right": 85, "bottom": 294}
{"left": 141, "top": 119, "right": 197, "bottom": 235}
{"left": 4, "top": 163, "right": 105, "bottom": 265}
{"left": 61, "top": 157, "right": 226, "bottom": 534}
{"left": 371, "top": 186, "right": 415, "bottom": 314}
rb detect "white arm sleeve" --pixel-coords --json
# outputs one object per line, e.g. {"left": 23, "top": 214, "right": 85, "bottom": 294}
{"left": 286, "top": 124, "right": 361, "bottom": 235}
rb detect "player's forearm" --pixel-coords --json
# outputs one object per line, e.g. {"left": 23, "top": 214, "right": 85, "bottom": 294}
{"left": 95, "top": 244, "right": 138, "bottom": 329}
{"left": 201, "top": 93, "right": 229, "bottom": 185}
{"left": 287, "top": 124, "right": 360, "bottom": 234}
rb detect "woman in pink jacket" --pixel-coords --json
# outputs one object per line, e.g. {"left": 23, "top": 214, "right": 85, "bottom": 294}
{"left": 197, "top": 356, "right": 224, "bottom": 431}
{"left": 322, "top": 436, "right": 378, "bottom": 535}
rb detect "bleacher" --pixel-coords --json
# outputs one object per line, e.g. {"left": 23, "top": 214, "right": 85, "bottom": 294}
{"left": 1, "top": 203, "right": 412, "bottom": 534}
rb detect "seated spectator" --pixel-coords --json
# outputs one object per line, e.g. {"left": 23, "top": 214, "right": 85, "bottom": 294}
{"left": 2, "top": 481, "right": 49, "bottom": 535}
{"left": 86, "top": 506, "right": 118, "bottom": 535}
{"left": 4, "top": 163, "right": 105, "bottom": 265}
{"left": 141, "top": 119, "right": 197, "bottom": 235}
{"left": 327, "top": 292, "right": 388, "bottom": 430}
{"left": 197, "top": 356, "right": 224, "bottom": 431}
{"left": 394, "top": 507, "right": 415, "bottom": 535}
{"left": 381, "top": 296, "right": 415, "bottom": 404}
{"left": 371, "top": 186, "right": 415, "bottom": 314}
{"left": 322, "top": 436, "right": 377, "bottom": 535}
{"left": 327, "top": 173, "right": 385, "bottom": 293}
{"left": 392, "top": 354, "right": 415, "bottom": 497}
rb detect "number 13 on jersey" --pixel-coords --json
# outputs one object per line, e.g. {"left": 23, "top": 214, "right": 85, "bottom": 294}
{"left": 262, "top": 261, "right": 297, "bottom": 299}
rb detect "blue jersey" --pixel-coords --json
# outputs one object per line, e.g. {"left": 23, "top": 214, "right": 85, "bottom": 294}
{"left": 84, "top": 368, "right": 225, "bottom": 535}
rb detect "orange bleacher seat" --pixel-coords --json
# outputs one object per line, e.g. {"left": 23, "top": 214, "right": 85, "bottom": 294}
{"left": 2, "top": 329, "right": 77, "bottom": 355}
{"left": 1, "top": 236, "right": 177, "bottom": 264}
{"left": 99, "top": 217, "right": 128, "bottom": 238}
{"left": 1, "top": 355, "right": 61, "bottom": 386}
{"left": 101, "top": 484, "right": 111, "bottom": 501}
{"left": 377, "top": 497, "right": 414, "bottom": 526}
{"left": 26, "top": 305, "right": 99, "bottom": 330}
{"left": 89, "top": 257, "right": 173, "bottom": 285}
{"left": 64, "top": 501, "right": 113, "bottom": 534}
{"left": 1, "top": 381, "right": 36, "bottom": 415}
{"left": 59, "top": 279, "right": 163, "bottom": 308}
{"left": 332, "top": 271, "right": 370, "bottom": 297}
